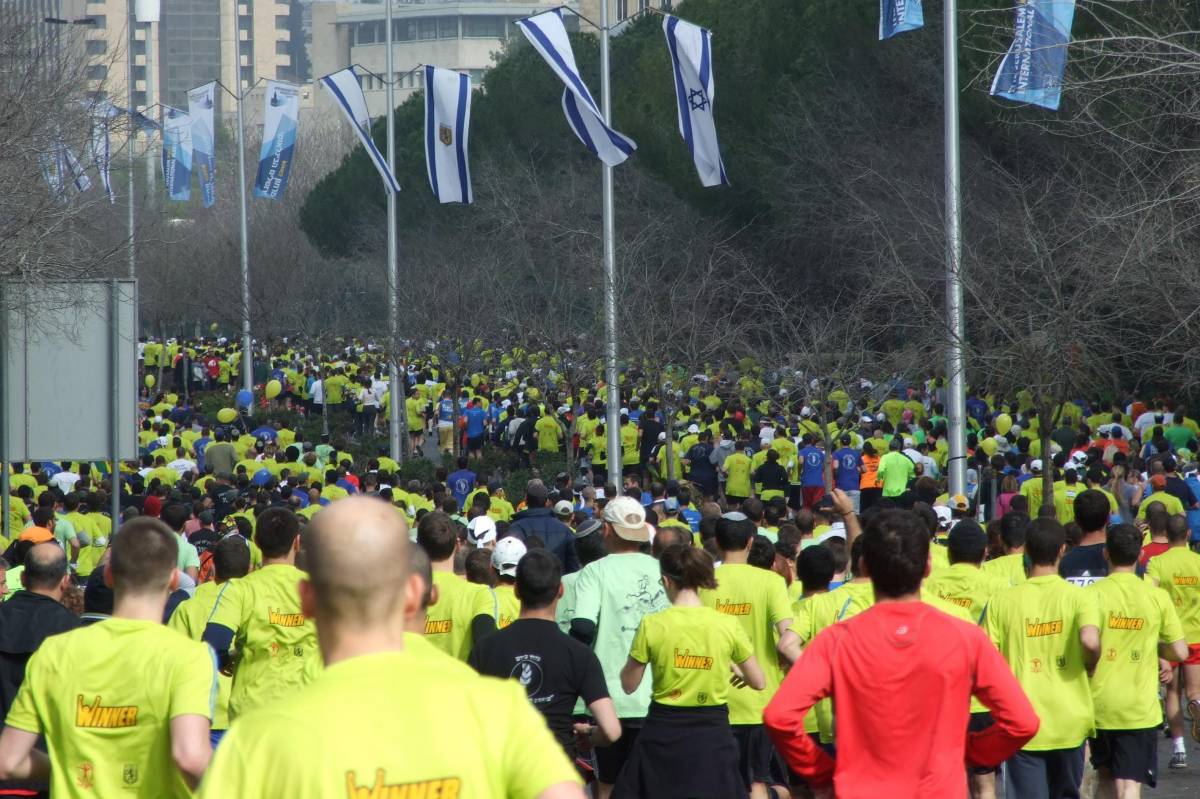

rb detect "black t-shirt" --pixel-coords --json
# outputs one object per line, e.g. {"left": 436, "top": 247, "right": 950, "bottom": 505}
{"left": 1059, "top": 542, "right": 1144, "bottom": 586}
{"left": 468, "top": 618, "right": 608, "bottom": 756}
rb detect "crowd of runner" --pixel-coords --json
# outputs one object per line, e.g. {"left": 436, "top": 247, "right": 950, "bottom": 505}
{"left": 1, "top": 337, "right": 1199, "bottom": 797}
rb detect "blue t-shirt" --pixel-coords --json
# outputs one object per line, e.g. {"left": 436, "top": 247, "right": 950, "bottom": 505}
{"left": 438, "top": 399, "right": 454, "bottom": 424}
{"left": 251, "top": 426, "right": 278, "bottom": 441}
{"left": 832, "top": 447, "right": 862, "bottom": 491}
{"left": 447, "top": 469, "right": 477, "bottom": 508}
{"left": 799, "top": 446, "right": 825, "bottom": 487}
{"left": 465, "top": 407, "right": 487, "bottom": 438}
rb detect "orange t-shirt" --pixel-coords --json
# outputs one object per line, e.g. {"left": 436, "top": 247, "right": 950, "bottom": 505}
{"left": 860, "top": 454, "right": 881, "bottom": 490}
{"left": 19, "top": 526, "right": 54, "bottom": 544}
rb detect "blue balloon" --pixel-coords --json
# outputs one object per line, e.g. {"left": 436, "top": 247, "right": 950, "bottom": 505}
{"left": 251, "top": 468, "right": 272, "bottom": 486}
{"left": 236, "top": 389, "right": 253, "bottom": 408}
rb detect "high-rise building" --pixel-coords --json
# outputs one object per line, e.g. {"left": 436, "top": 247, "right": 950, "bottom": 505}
{"left": 309, "top": 0, "right": 576, "bottom": 119}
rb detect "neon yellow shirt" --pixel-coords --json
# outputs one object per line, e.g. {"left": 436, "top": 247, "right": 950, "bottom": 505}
{"left": 208, "top": 563, "right": 321, "bottom": 719}
{"left": 535, "top": 416, "right": 562, "bottom": 453}
{"left": 620, "top": 424, "right": 639, "bottom": 466}
{"left": 700, "top": 563, "right": 792, "bottom": 724}
{"left": 724, "top": 453, "right": 753, "bottom": 498}
{"left": 1137, "top": 490, "right": 1185, "bottom": 519}
{"left": 1147, "top": 546, "right": 1200, "bottom": 643}
{"left": 6, "top": 618, "right": 215, "bottom": 799}
{"left": 494, "top": 584, "right": 520, "bottom": 629}
{"left": 982, "top": 553, "right": 1027, "bottom": 587}
{"left": 402, "top": 632, "right": 477, "bottom": 679}
{"left": 169, "top": 580, "right": 235, "bottom": 729}
{"left": 985, "top": 574, "right": 1099, "bottom": 750}
{"left": 1088, "top": 572, "right": 1183, "bottom": 729}
{"left": 197, "top": 651, "right": 579, "bottom": 799}
{"left": 425, "top": 571, "right": 496, "bottom": 661}
{"left": 629, "top": 605, "right": 752, "bottom": 707}
{"left": 1020, "top": 478, "right": 1047, "bottom": 514}
{"left": 921, "top": 563, "right": 1005, "bottom": 625}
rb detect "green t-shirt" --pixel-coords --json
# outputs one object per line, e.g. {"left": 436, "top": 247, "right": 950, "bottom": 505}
{"left": 985, "top": 574, "right": 1100, "bottom": 750}
{"left": 425, "top": 571, "right": 497, "bottom": 660}
{"left": 724, "top": 453, "right": 753, "bottom": 498}
{"left": 1088, "top": 572, "right": 1183, "bottom": 729}
{"left": 699, "top": 564, "right": 792, "bottom": 724}
{"left": 1147, "top": 546, "right": 1200, "bottom": 644}
{"left": 876, "top": 451, "right": 914, "bottom": 497}
{"left": 571, "top": 553, "right": 669, "bottom": 719}
{"left": 629, "top": 605, "right": 752, "bottom": 708}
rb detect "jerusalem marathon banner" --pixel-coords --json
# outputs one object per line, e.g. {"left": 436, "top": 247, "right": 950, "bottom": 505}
{"left": 990, "top": 0, "right": 1076, "bottom": 111}
{"left": 254, "top": 80, "right": 300, "bottom": 199}
{"left": 880, "top": 0, "right": 923, "bottom": 40}
{"left": 188, "top": 82, "right": 217, "bottom": 208}
{"left": 161, "top": 106, "right": 192, "bottom": 202}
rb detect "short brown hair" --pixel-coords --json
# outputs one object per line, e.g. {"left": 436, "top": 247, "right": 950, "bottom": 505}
{"left": 111, "top": 517, "right": 178, "bottom": 595}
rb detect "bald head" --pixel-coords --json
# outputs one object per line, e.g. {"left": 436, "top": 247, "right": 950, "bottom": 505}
{"left": 23, "top": 543, "right": 68, "bottom": 593}
{"left": 305, "top": 497, "right": 412, "bottom": 627}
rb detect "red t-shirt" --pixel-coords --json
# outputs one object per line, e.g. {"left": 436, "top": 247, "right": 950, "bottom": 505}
{"left": 764, "top": 601, "right": 1038, "bottom": 798}
{"left": 1140, "top": 541, "right": 1170, "bottom": 568}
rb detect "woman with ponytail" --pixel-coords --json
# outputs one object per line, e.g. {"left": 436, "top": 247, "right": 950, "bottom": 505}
{"left": 613, "top": 544, "right": 764, "bottom": 798}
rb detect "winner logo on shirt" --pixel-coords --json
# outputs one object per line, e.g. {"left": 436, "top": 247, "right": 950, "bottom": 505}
{"left": 75, "top": 695, "right": 138, "bottom": 728}
{"left": 345, "top": 770, "right": 461, "bottom": 799}
{"left": 673, "top": 649, "right": 714, "bottom": 670}
{"left": 268, "top": 608, "right": 306, "bottom": 627}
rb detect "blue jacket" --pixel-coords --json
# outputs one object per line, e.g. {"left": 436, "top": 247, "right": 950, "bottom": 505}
{"left": 508, "top": 507, "right": 580, "bottom": 573}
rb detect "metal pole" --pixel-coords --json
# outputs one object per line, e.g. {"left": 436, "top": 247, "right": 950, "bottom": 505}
{"left": 109, "top": 281, "right": 122, "bottom": 533}
{"left": 143, "top": 21, "right": 156, "bottom": 200}
{"left": 385, "top": 0, "right": 402, "bottom": 463}
{"left": 600, "top": 0, "right": 621, "bottom": 495}
{"left": 944, "top": 0, "right": 967, "bottom": 497}
{"left": 1, "top": 283, "right": 10, "bottom": 543}
{"left": 236, "top": 89, "right": 254, "bottom": 414}
{"left": 126, "top": 0, "right": 136, "bottom": 280}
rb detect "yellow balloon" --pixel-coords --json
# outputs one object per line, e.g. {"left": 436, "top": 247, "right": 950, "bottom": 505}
{"left": 994, "top": 413, "right": 1012, "bottom": 436}
{"left": 265, "top": 379, "right": 282, "bottom": 399}
{"left": 166, "top": 393, "right": 178, "bottom": 405}
{"left": 217, "top": 408, "right": 237, "bottom": 424}
{"left": 144, "top": 374, "right": 155, "bottom": 388}
{"left": 980, "top": 437, "right": 999, "bottom": 456}
{"left": 209, "top": 322, "right": 218, "bottom": 332}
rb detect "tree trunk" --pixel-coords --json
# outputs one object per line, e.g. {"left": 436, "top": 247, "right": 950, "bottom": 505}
{"left": 665, "top": 405, "right": 677, "bottom": 481}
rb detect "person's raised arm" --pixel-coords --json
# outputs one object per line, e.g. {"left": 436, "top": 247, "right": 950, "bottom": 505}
{"left": 829, "top": 488, "right": 861, "bottom": 550}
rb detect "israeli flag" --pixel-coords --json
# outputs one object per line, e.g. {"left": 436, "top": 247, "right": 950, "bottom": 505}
{"left": 880, "top": 0, "right": 924, "bottom": 40}
{"left": 319, "top": 67, "right": 400, "bottom": 194}
{"left": 990, "top": 0, "right": 1076, "bottom": 111}
{"left": 87, "top": 121, "right": 111, "bottom": 201}
{"left": 64, "top": 144, "right": 91, "bottom": 193}
{"left": 515, "top": 10, "right": 636, "bottom": 167}
{"left": 663, "top": 16, "right": 728, "bottom": 188}
{"left": 424, "top": 66, "right": 472, "bottom": 204}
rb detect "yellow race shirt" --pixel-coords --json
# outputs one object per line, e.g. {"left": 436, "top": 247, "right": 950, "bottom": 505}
{"left": 700, "top": 563, "right": 792, "bottom": 725}
{"left": 169, "top": 580, "right": 236, "bottom": 730}
{"left": 724, "top": 453, "right": 753, "bottom": 498}
{"left": 1147, "top": 546, "right": 1200, "bottom": 643}
{"left": 402, "top": 632, "right": 478, "bottom": 679}
{"left": 985, "top": 574, "right": 1100, "bottom": 750}
{"left": 208, "top": 564, "right": 320, "bottom": 719}
{"left": 1088, "top": 572, "right": 1184, "bottom": 729}
{"left": 629, "top": 605, "right": 753, "bottom": 708}
{"left": 6, "top": 618, "right": 214, "bottom": 799}
{"left": 425, "top": 571, "right": 496, "bottom": 660}
{"left": 494, "top": 583, "right": 520, "bottom": 629}
{"left": 197, "top": 652, "right": 579, "bottom": 799}
{"left": 921, "top": 563, "right": 1005, "bottom": 625}
{"left": 1137, "top": 490, "right": 1186, "bottom": 519}
{"left": 982, "top": 552, "right": 1027, "bottom": 587}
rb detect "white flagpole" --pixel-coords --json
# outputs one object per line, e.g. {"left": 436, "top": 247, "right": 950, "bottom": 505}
{"left": 600, "top": 0, "right": 622, "bottom": 494}
{"left": 126, "top": 0, "right": 137, "bottom": 279}
{"left": 944, "top": 0, "right": 967, "bottom": 496}
{"left": 385, "top": 0, "right": 403, "bottom": 463}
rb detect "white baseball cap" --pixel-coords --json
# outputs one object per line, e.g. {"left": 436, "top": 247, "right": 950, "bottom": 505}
{"left": 687, "top": 424, "right": 700, "bottom": 434}
{"left": 492, "top": 536, "right": 527, "bottom": 578}
{"left": 467, "top": 515, "right": 498, "bottom": 547}
{"left": 602, "top": 496, "right": 650, "bottom": 542}
{"left": 1030, "top": 459, "right": 1044, "bottom": 472}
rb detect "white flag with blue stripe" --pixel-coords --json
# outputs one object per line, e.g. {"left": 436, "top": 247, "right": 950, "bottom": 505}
{"left": 424, "top": 66, "right": 472, "bottom": 204}
{"left": 663, "top": 16, "right": 728, "bottom": 188}
{"left": 515, "top": 10, "right": 636, "bottom": 167}
{"left": 319, "top": 67, "right": 401, "bottom": 194}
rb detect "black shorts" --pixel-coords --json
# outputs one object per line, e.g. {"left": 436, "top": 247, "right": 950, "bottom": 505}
{"left": 967, "top": 711, "right": 1000, "bottom": 775}
{"left": 595, "top": 720, "right": 641, "bottom": 784}
{"left": 467, "top": 436, "right": 483, "bottom": 451}
{"left": 1090, "top": 728, "right": 1158, "bottom": 787}
{"left": 732, "top": 724, "right": 782, "bottom": 787}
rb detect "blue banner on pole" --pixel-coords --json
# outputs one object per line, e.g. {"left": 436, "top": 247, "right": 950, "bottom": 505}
{"left": 254, "top": 80, "right": 300, "bottom": 199}
{"left": 161, "top": 106, "right": 192, "bottom": 202}
{"left": 990, "top": 0, "right": 1076, "bottom": 111}
{"left": 880, "top": 0, "right": 923, "bottom": 40}
{"left": 188, "top": 82, "right": 217, "bottom": 208}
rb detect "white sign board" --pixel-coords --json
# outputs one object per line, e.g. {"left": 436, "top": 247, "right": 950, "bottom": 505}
{"left": 2, "top": 280, "right": 139, "bottom": 462}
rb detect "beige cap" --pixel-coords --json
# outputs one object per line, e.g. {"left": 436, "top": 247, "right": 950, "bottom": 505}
{"left": 602, "top": 496, "right": 650, "bottom": 543}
